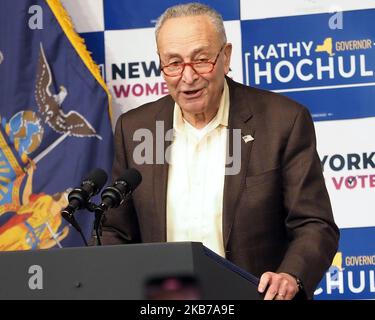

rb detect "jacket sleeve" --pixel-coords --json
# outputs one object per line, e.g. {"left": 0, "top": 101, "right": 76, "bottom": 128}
{"left": 100, "top": 114, "right": 141, "bottom": 245}
{"left": 276, "top": 106, "right": 340, "bottom": 298}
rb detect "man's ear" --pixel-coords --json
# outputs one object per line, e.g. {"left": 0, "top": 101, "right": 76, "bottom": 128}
{"left": 223, "top": 43, "right": 232, "bottom": 75}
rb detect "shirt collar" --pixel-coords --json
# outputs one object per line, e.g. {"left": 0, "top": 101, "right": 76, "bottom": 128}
{"left": 173, "top": 78, "right": 230, "bottom": 134}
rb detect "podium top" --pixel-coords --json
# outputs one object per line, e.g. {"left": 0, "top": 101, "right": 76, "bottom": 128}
{"left": 0, "top": 242, "right": 261, "bottom": 300}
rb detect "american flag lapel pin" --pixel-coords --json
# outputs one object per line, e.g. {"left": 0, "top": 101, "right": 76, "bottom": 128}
{"left": 242, "top": 134, "right": 254, "bottom": 143}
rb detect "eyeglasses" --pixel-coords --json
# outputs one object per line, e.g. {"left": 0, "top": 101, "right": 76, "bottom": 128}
{"left": 160, "top": 45, "right": 225, "bottom": 77}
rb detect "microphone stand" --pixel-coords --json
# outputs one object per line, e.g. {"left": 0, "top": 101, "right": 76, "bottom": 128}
{"left": 62, "top": 210, "right": 89, "bottom": 247}
{"left": 86, "top": 202, "right": 106, "bottom": 246}
{"left": 63, "top": 201, "right": 104, "bottom": 247}
{"left": 91, "top": 192, "right": 135, "bottom": 246}
{"left": 68, "top": 190, "right": 135, "bottom": 247}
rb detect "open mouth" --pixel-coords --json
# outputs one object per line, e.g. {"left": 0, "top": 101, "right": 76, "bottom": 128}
{"left": 185, "top": 89, "right": 200, "bottom": 94}
{"left": 182, "top": 88, "right": 203, "bottom": 98}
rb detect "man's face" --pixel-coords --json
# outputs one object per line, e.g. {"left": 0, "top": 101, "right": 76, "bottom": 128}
{"left": 157, "top": 15, "right": 232, "bottom": 117}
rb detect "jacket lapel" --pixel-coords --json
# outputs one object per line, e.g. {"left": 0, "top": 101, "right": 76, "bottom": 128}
{"left": 223, "top": 81, "right": 255, "bottom": 249}
{"left": 152, "top": 99, "right": 174, "bottom": 242}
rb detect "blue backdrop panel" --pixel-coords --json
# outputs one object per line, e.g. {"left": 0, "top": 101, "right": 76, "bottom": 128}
{"left": 80, "top": 32, "right": 105, "bottom": 66}
{"left": 103, "top": 0, "right": 240, "bottom": 30}
{"left": 241, "top": 9, "right": 375, "bottom": 121}
{"left": 316, "top": 226, "right": 375, "bottom": 300}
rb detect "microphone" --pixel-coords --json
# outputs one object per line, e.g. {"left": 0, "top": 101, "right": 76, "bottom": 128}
{"left": 100, "top": 168, "right": 142, "bottom": 210}
{"left": 61, "top": 168, "right": 108, "bottom": 226}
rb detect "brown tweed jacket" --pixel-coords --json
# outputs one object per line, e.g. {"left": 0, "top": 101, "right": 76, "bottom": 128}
{"left": 101, "top": 77, "right": 339, "bottom": 299}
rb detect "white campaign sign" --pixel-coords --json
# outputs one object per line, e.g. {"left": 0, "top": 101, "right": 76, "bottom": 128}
{"left": 315, "top": 117, "right": 375, "bottom": 229}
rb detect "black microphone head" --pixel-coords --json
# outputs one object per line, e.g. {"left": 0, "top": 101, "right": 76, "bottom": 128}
{"left": 99, "top": 168, "right": 141, "bottom": 210}
{"left": 82, "top": 168, "right": 108, "bottom": 195}
{"left": 120, "top": 168, "right": 142, "bottom": 192}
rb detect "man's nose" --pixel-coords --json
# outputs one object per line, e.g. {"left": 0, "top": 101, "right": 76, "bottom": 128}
{"left": 182, "top": 64, "right": 199, "bottom": 83}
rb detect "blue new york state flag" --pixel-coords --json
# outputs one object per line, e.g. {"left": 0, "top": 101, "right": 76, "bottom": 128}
{"left": 0, "top": 0, "right": 113, "bottom": 250}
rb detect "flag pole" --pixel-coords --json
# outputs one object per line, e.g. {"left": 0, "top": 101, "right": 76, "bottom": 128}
{"left": 33, "top": 132, "right": 69, "bottom": 164}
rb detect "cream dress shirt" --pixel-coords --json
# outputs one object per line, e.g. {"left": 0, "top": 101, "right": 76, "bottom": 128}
{"left": 166, "top": 80, "right": 230, "bottom": 257}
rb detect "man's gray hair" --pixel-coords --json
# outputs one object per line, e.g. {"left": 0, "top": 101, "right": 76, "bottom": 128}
{"left": 155, "top": 2, "right": 227, "bottom": 45}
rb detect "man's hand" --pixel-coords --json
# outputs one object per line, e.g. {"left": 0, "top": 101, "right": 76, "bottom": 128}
{"left": 258, "top": 272, "right": 299, "bottom": 300}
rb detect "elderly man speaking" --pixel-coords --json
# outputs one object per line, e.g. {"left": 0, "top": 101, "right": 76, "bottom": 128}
{"left": 101, "top": 3, "right": 339, "bottom": 300}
